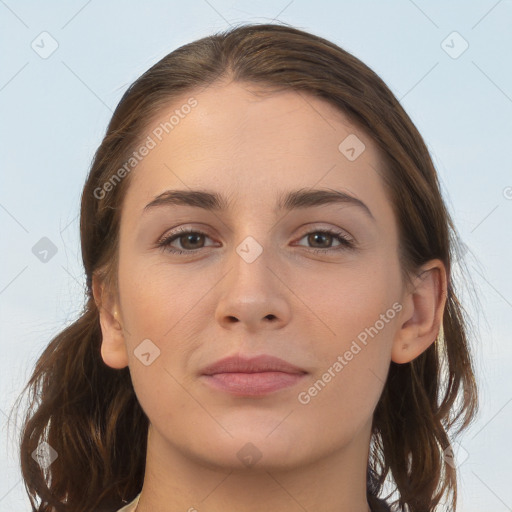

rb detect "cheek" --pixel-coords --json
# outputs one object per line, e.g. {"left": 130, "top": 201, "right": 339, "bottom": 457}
{"left": 294, "top": 262, "right": 399, "bottom": 418}
{"left": 304, "top": 262, "right": 399, "bottom": 351}
{"left": 118, "top": 259, "right": 193, "bottom": 333}
{"left": 119, "top": 265, "right": 195, "bottom": 418}
{"left": 296, "top": 270, "right": 397, "bottom": 418}
{"left": 118, "top": 260, "right": 208, "bottom": 381}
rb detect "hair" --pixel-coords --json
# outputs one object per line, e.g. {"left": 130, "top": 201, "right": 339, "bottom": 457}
{"left": 9, "top": 22, "right": 479, "bottom": 512}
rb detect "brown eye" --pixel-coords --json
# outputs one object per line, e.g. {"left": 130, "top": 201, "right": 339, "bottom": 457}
{"left": 176, "top": 232, "right": 205, "bottom": 250}
{"left": 307, "top": 232, "right": 333, "bottom": 248}
{"left": 157, "top": 229, "right": 215, "bottom": 254}
{"left": 296, "top": 229, "right": 355, "bottom": 251}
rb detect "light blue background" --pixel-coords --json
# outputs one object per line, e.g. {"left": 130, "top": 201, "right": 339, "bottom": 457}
{"left": 1, "top": 1, "right": 511, "bottom": 510}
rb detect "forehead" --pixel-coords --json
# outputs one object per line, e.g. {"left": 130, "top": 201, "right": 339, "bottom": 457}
{"left": 122, "top": 82, "right": 394, "bottom": 226}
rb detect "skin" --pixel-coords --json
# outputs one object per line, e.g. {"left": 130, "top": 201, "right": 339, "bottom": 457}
{"left": 93, "top": 81, "right": 447, "bottom": 512}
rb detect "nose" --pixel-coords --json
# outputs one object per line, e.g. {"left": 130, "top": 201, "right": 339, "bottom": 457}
{"left": 214, "top": 241, "right": 292, "bottom": 332}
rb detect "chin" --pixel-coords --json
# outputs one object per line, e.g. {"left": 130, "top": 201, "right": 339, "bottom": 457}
{"left": 183, "top": 427, "right": 314, "bottom": 472}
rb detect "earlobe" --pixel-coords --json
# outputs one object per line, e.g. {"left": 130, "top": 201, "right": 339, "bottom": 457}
{"left": 391, "top": 259, "right": 447, "bottom": 365}
{"left": 92, "top": 273, "right": 129, "bottom": 369}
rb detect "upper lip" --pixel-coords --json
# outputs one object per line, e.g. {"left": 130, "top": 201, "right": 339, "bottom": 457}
{"left": 200, "top": 354, "right": 307, "bottom": 375}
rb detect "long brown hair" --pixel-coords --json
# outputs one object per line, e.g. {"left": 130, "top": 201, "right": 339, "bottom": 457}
{"left": 9, "top": 22, "right": 479, "bottom": 512}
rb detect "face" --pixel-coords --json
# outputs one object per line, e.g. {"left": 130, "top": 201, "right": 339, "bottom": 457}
{"left": 100, "top": 81, "right": 410, "bottom": 471}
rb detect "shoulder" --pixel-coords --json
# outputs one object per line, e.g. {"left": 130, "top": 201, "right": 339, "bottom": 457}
{"left": 115, "top": 493, "right": 141, "bottom": 512}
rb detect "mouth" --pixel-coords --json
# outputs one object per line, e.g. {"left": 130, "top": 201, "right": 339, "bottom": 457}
{"left": 200, "top": 354, "right": 307, "bottom": 397}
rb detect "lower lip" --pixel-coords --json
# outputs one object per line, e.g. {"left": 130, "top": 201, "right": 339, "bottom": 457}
{"left": 201, "top": 372, "right": 306, "bottom": 396}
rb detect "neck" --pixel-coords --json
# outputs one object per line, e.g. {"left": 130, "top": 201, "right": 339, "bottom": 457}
{"left": 135, "top": 421, "right": 373, "bottom": 512}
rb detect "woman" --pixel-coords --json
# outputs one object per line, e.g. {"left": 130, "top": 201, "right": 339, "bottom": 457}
{"left": 11, "top": 22, "right": 478, "bottom": 512}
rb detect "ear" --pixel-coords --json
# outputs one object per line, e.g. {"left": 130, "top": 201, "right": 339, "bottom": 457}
{"left": 391, "top": 259, "right": 448, "bottom": 364}
{"left": 92, "top": 273, "right": 129, "bottom": 369}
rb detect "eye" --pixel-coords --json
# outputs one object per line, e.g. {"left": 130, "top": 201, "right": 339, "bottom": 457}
{"left": 156, "top": 227, "right": 216, "bottom": 255}
{"left": 294, "top": 229, "right": 355, "bottom": 252}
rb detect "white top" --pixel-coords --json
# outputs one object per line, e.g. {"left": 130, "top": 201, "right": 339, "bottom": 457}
{"left": 116, "top": 492, "right": 141, "bottom": 512}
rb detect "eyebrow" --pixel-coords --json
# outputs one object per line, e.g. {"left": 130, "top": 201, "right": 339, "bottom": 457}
{"left": 143, "top": 188, "right": 375, "bottom": 221}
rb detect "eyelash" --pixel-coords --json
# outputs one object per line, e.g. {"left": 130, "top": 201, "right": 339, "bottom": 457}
{"left": 156, "top": 227, "right": 355, "bottom": 255}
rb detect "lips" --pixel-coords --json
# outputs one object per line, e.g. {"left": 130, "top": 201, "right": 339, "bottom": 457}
{"left": 200, "top": 354, "right": 307, "bottom": 396}
{"left": 200, "top": 354, "right": 307, "bottom": 376}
